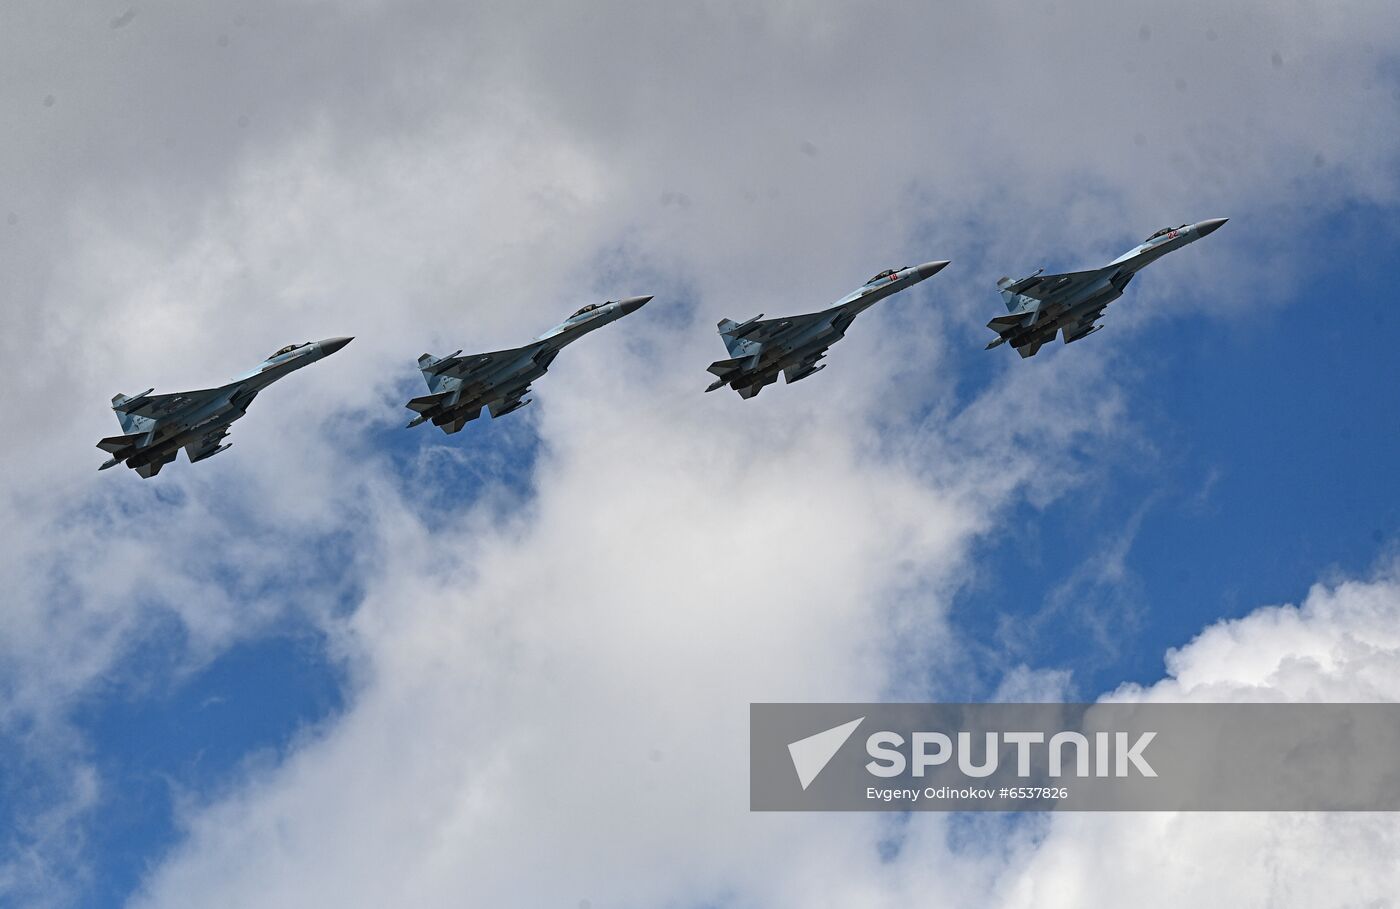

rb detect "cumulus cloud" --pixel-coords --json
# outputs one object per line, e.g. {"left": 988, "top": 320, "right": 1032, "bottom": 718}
{"left": 1000, "top": 562, "right": 1400, "bottom": 909}
{"left": 127, "top": 513, "right": 1400, "bottom": 907}
{"left": 0, "top": 1, "right": 1397, "bottom": 905}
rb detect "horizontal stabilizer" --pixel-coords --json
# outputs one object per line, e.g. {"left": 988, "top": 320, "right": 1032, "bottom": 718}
{"left": 987, "top": 311, "right": 1032, "bottom": 333}
{"left": 407, "top": 391, "right": 456, "bottom": 428}
{"left": 706, "top": 356, "right": 750, "bottom": 378}
{"left": 96, "top": 432, "right": 146, "bottom": 454}
{"left": 406, "top": 392, "right": 451, "bottom": 414}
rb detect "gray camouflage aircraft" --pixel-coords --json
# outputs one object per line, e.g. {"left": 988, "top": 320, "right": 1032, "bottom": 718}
{"left": 98, "top": 337, "right": 353, "bottom": 478}
{"left": 985, "top": 218, "right": 1228, "bottom": 358}
{"left": 407, "top": 295, "right": 651, "bottom": 433}
{"left": 705, "top": 260, "right": 950, "bottom": 398}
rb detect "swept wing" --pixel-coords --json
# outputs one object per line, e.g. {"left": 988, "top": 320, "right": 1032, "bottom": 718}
{"left": 1007, "top": 268, "right": 1104, "bottom": 304}
{"left": 726, "top": 310, "right": 832, "bottom": 345}
{"left": 116, "top": 387, "right": 223, "bottom": 420}
{"left": 420, "top": 345, "right": 534, "bottom": 381}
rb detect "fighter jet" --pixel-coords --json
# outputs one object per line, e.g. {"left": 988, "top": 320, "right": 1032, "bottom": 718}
{"left": 985, "top": 218, "right": 1228, "bottom": 358}
{"left": 406, "top": 295, "right": 651, "bottom": 433}
{"left": 705, "top": 260, "right": 950, "bottom": 399}
{"left": 97, "top": 337, "right": 354, "bottom": 477}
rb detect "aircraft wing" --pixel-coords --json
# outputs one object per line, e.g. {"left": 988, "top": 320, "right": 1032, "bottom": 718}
{"left": 425, "top": 344, "right": 534, "bottom": 381}
{"left": 183, "top": 424, "right": 232, "bottom": 463}
{"left": 734, "top": 311, "right": 830, "bottom": 344}
{"left": 117, "top": 388, "right": 222, "bottom": 420}
{"left": 1011, "top": 269, "right": 1104, "bottom": 304}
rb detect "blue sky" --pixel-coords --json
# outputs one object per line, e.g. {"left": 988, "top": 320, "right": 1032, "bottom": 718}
{"left": 74, "top": 629, "right": 346, "bottom": 906}
{"left": 954, "top": 208, "right": 1400, "bottom": 698}
{"left": 4, "top": 4, "right": 1400, "bottom": 907}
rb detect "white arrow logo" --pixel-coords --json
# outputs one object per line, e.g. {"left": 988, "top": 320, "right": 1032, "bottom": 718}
{"left": 787, "top": 717, "right": 864, "bottom": 790}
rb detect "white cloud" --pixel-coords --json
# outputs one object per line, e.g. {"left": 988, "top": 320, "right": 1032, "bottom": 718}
{"left": 999, "top": 562, "right": 1400, "bottom": 909}
{"left": 1119, "top": 566, "right": 1400, "bottom": 703}
{"left": 131, "top": 560, "right": 1400, "bottom": 907}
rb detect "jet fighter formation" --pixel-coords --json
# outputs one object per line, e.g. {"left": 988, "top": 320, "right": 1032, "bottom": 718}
{"left": 99, "top": 219, "right": 1226, "bottom": 476}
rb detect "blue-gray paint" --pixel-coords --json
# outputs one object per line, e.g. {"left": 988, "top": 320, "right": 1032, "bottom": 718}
{"left": 986, "top": 219, "right": 1228, "bottom": 358}
{"left": 406, "top": 295, "right": 651, "bottom": 434}
{"left": 706, "top": 260, "right": 950, "bottom": 399}
{"left": 97, "top": 337, "right": 354, "bottom": 477}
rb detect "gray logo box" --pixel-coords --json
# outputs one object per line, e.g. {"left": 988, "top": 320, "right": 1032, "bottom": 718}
{"left": 750, "top": 703, "right": 1400, "bottom": 811}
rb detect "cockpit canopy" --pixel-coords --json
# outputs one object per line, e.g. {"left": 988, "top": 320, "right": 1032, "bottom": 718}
{"left": 866, "top": 268, "right": 900, "bottom": 284}
{"left": 570, "top": 302, "right": 603, "bottom": 318}
{"left": 268, "top": 342, "right": 310, "bottom": 359}
{"left": 1145, "top": 225, "right": 1188, "bottom": 242}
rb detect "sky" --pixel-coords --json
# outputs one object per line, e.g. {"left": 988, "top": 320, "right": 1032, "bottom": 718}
{"left": 1, "top": 1, "right": 1399, "bottom": 906}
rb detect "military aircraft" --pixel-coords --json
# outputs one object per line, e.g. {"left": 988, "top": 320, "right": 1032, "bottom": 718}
{"left": 97, "top": 337, "right": 353, "bottom": 478}
{"left": 985, "top": 218, "right": 1228, "bottom": 358}
{"left": 406, "top": 295, "right": 651, "bottom": 433}
{"left": 705, "top": 260, "right": 950, "bottom": 399}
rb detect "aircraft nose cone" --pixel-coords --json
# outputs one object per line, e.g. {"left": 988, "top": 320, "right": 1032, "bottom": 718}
{"left": 321, "top": 336, "right": 354, "bottom": 355}
{"left": 916, "top": 260, "right": 951, "bottom": 279}
{"left": 619, "top": 295, "right": 653, "bottom": 314}
{"left": 1194, "top": 218, "right": 1228, "bottom": 237}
